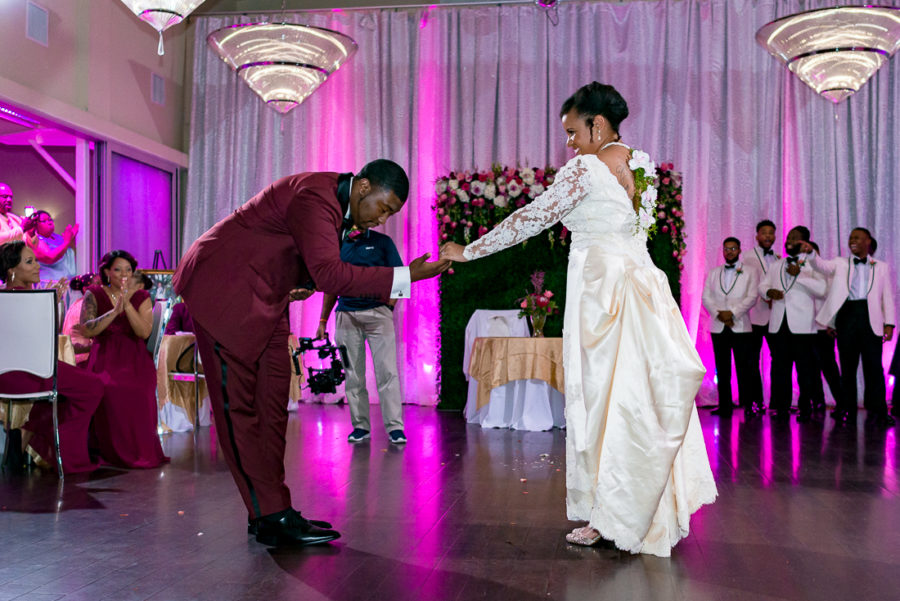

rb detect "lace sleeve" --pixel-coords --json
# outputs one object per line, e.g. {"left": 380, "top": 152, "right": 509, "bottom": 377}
{"left": 462, "top": 156, "right": 592, "bottom": 261}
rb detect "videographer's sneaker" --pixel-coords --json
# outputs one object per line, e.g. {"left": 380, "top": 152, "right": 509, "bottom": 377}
{"left": 347, "top": 428, "right": 370, "bottom": 443}
{"left": 389, "top": 430, "right": 407, "bottom": 444}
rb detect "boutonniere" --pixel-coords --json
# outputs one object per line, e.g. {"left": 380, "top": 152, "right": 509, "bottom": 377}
{"left": 869, "top": 259, "right": 876, "bottom": 266}
{"left": 735, "top": 266, "right": 743, "bottom": 274}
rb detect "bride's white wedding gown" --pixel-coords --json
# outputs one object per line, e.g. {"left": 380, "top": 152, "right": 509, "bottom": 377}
{"left": 463, "top": 150, "right": 717, "bottom": 557}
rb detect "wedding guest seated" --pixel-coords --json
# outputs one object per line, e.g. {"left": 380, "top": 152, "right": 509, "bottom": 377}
{"left": 64, "top": 273, "right": 101, "bottom": 366}
{"left": 164, "top": 301, "right": 194, "bottom": 335}
{"left": 22, "top": 210, "right": 79, "bottom": 287}
{"left": 133, "top": 270, "right": 153, "bottom": 291}
{"left": 0, "top": 240, "right": 103, "bottom": 474}
{"left": 76, "top": 250, "right": 169, "bottom": 468}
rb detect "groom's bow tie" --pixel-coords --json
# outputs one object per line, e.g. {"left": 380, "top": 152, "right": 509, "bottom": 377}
{"left": 854, "top": 257, "right": 868, "bottom": 264}
{"left": 763, "top": 249, "right": 774, "bottom": 256}
{"left": 785, "top": 257, "right": 798, "bottom": 264}
{"left": 724, "top": 264, "right": 736, "bottom": 270}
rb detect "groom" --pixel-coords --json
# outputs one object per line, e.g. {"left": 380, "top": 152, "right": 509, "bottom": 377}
{"left": 174, "top": 159, "right": 449, "bottom": 547}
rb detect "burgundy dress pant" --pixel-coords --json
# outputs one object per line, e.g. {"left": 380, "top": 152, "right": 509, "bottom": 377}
{"left": 193, "top": 315, "right": 293, "bottom": 519}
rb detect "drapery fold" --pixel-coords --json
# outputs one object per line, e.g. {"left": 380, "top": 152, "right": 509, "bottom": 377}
{"left": 185, "top": 0, "right": 899, "bottom": 405}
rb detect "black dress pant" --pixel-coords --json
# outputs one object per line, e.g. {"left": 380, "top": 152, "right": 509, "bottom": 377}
{"left": 805, "top": 330, "right": 842, "bottom": 407}
{"left": 749, "top": 323, "right": 774, "bottom": 406}
{"left": 835, "top": 300, "right": 887, "bottom": 417}
{"left": 711, "top": 328, "right": 754, "bottom": 412}
{"left": 769, "top": 320, "right": 817, "bottom": 415}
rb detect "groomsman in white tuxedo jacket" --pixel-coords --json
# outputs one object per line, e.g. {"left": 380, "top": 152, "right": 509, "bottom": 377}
{"left": 803, "top": 241, "right": 842, "bottom": 414}
{"left": 703, "top": 237, "right": 760, "bottom": 417}
{"left": 759, "top": 226, "right": 826, "bottom": 421}
{"left": 801, "top": 228, "right": 896, "bottom": 426}
{"left": 745, "top": 220, "right": 780, "bottom": 412}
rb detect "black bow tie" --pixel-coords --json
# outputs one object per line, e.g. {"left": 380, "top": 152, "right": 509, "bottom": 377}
{"left": 724, "top": 264, "right": 736, "bottom": 270}
{"left": 785, "top": 257, "right": 798, "bottom": 264}
{"left": 854, "top": 257, "right": 868, "bottom": 264}
{"left": 762, "top": 249, "right": 774, "bottom": 256}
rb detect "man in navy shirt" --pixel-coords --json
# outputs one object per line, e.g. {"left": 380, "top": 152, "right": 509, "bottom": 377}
{"left": 316, "top": 228, "right": 407, "bottom": 443}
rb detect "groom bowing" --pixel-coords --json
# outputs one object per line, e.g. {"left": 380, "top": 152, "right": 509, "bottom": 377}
{"left": 174, "top": 159, "right": 450, "bottom": 547}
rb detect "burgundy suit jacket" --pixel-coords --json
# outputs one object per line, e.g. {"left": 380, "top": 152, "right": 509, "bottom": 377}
{"left": 173, "top": 172, "right": 394, "bottom": 364}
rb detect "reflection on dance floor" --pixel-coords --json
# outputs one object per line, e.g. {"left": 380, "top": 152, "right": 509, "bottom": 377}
{"left": 0, "top": 405, "right": 898, "bottom": 601}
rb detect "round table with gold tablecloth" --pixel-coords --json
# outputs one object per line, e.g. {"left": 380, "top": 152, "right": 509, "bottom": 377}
{"left": 465, "top": 336, "right": 566, "bottom": 431}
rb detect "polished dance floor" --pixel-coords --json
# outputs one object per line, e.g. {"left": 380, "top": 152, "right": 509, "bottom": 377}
{"left": 1, "top": 404, "right": 898, "bottom": 601}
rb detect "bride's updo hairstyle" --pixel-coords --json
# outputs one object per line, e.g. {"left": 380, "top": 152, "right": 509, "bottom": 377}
{"left": 559, "top": 82, "right": 629, "bottom": 140}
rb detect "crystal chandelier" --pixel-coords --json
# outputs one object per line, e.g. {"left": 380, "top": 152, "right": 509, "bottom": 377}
{"left": 119, "top": 1, "right": 207, "bottom": 56}
{"left": 756, "top": 6, "right": 900, "bottom": 103}
{"left": 207, "top": 23, "right": 358, "bottom": 115}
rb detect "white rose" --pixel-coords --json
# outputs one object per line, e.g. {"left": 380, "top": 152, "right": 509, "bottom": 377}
{"left": 484, "top": 183, "right": 496, "bottom": 200}
{"left": 435, "top": 180, "right": 447, "bottom": 195}
{"left": 456, "top": 190, "right": 469, "bottom": 204}
{"left": 530, "top": 183, "right": 545, "bottom": 196}
{"left": 520, "top": 168, "right": 536, "bottom": 186}
{"left": 448, "top": 179, "right": 459, "bottom": 190}
{"left": 493, "top": 195, "right": 508, "bottom": 208}
{"left": 508, "top": 180, "right": 522, "bottom": 198}
{"left": 496, "top": 175, "right": 507, "bottom": 186}
{"left": 470, "top": 180, "right": 485, "bottom": 197}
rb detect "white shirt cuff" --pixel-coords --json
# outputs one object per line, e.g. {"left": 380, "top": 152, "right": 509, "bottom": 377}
{"left": 391, "top": 266, "right": 411, "bottom": 299}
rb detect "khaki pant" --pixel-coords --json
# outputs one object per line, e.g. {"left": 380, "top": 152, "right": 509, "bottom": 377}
{"left": 335, "top": 306, "right": 403, "bottom": 432}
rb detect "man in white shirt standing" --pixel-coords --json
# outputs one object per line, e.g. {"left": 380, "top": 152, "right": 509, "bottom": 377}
{"left": 745, "top": 219, "right": 780, "bottom": 414}
{"left": 0, "top": 183, "right": 24, "bottom": 245}
{"left": 802, "top": 228, "right": 895, "bottom": 426}
{"left": 702, "top": 237, "right": 760, "bottom": 417}
{"left": 759, "top": 226, "right": 826, "bottom": 422}
{"left": 804, "top": 241, "right": 842, "bottom": 415}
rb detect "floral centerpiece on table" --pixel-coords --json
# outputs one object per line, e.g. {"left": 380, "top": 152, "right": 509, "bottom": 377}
{"left": 517, "top": 271, "right": 558, "bottom": 337}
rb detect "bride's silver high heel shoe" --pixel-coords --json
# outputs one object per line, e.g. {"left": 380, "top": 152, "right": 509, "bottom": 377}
{"left": 565, "top": 526, "right": 603, "bottom": 546}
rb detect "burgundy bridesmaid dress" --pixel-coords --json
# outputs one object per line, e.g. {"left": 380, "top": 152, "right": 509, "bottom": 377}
{"left": 0, "top": 362, "right": 104, "bottom": 474}
{"left": 85, "top": 285, "right": 168, "bottom": 468}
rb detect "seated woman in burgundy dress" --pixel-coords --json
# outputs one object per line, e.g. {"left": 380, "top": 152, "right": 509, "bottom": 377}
{"left": 0, "top": 240, "right": 103, "bottom": 474}
{"left": 76, "top": 250, "right": 168, "bottom": 468}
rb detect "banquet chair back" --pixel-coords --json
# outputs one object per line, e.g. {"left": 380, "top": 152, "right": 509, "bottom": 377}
{"left": 0, "top": 290, "right": 63, "bottom": 479}
{"left": 169, "top": 339, "right": 205, "bottom": 428}
{"left": 146, "top": 299, "right": 167, "bottom": 359}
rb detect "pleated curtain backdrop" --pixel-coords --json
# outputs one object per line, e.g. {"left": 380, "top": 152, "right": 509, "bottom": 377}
{"left": 185, "top": 0, "right": 900, "bottom": 406}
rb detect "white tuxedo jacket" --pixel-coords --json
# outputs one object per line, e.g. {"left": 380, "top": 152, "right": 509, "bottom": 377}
{"left": 758, "top": 256, "right": 826, "bottom": 334}
{"left": 702, "top": 263, "right": 759, "bottom": 334}
{"left": 746, "top": 246, "right": 780, "bottom": 326}
{"left": 807, "top": 254, "right": 896, "bottom": 334}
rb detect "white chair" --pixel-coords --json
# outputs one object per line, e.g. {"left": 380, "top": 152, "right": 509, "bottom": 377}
{"left": 462, "top": 310, "right": 566, "bottom": 431}
{"left": 0, "top": 290, "right": 63, "bottom": 479}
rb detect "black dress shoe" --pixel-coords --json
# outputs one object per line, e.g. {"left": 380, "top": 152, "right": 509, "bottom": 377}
{"left": 870, "top": 414, "right": 896, "bottom": 427}
{"left": 255, "top": 508, "right": 340, "bottom": 547}
{"left": 248, "top": 514, "right": 333, "bottom": 535}
{"left": 2, "top": 429, "right": 25, "bottom": 473}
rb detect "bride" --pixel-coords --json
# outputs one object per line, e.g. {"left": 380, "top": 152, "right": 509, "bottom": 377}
{"left": 440, "top": 82, "right": 716, "bottom": 557}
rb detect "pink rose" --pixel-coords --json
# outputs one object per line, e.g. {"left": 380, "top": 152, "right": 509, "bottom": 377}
{"left": 663, "top": 177, "right": 670, "bottom": 185}
{"left": 478, "top": 226, "right": 488, "bottom": 236}
{"left": 544, "top": 290, "right": 554, "bottom": 298}
{"left": 675, "top": 194, "right": 682, "bottom": 201}
{"left": 461, "top": 182, "right": 470, "bottom": 191}
{"left": 448, "top": 268, "right": 455, "bottom": 275}
{"left": 520, "top": 300, "right": 528, "bottom": 309}
{"left": 451, "top": 221, "right": 457, "bottom": 228}
{"left": 672, "top": 250, "right": 679, "bottom": 257}
{"left": 662, "top": 225, "right": 669, "bottom": 232}
{"left": 441, "top": 233, "right": 448, "bottom": 240}
{"left": 441, "top": 215, "right": 451, "bottom": 223}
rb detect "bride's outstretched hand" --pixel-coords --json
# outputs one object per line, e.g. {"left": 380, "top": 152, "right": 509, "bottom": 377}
{"left": 440, "top": 242, "right": 468, "bottom": 262}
